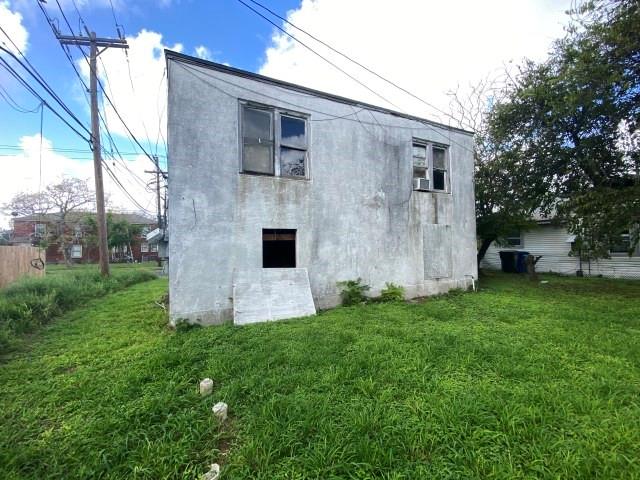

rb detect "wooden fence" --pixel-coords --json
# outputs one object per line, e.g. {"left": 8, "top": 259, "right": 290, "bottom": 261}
{"left": 0, "top": 246, "right": 45, "bottom": 289}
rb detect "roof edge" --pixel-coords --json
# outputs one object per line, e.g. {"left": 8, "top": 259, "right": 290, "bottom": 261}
{"left": 165, "top": 50, "right": 474, "bottom": 136}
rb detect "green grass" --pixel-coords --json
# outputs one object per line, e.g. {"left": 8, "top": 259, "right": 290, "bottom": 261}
{"left": 0, "top": 267, "right": 157, "bottom": 354}
{"left": 45, "top": 261, "right": 160, "bottom": 276}
{"left": 0, "top": 273, "right": 639, "bottom": 479}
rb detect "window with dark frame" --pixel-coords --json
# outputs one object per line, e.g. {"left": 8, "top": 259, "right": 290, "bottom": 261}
{"left": 432, "top": 146, "right": 447, "bottom": 191}
{"left": 242, "top": 106, "right": 274, "bottom": 175}
{"left": 610, "top": 232, "right": 631, "bottom": 255}
{"left": 262, "top": 229, "right": 296, "bottom": 268}
{"left": 241, "top": 104, "right": 308, "bottom": 179}
{"left": 412, "top": 140, "right": 449, "bottom": 193}
{"left": 412, "top": 143, "right": 428, "bottom": 181}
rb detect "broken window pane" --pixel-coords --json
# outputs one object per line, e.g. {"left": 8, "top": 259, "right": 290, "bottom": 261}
{"left": 281, "top": 115, "right": 306, "bottom": 148}
{"left": 243, "top": 144, "right": 274, "bottom": 174}
{"left": 243, "top": 107, "right": 272, "bottom": 141}
{"left": 433, "top": 169, "right": 446, "bottom": 191}
{"left": 433, "top": 147, "right": 446, "bottom": 170}
{"left": 280, "top": 147, "right": 305, "bottom": 177}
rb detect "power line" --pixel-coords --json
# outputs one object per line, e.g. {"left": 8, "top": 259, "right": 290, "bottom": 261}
{"left": 0, "top": 144, "right": 165, "bottom": 156}
{"left": 234, "top": 0, "right": 405, "bottom": 113}
{"left": 0, "top": 46, "right": 91, "bottom": 137}
{"left": 240, "top": 0, "right": 474, "bottom": 131}
{"left": 173, "top": 60, "right": 475, "bottom": 155}
{"left": 0, "top": 82, "right": 41, "bottom": 113}
{"left": 0, "top": 57, "right": 90, "bottom": 142}
{"left": 40, "top": 0, "right": 160, "bottom": 170}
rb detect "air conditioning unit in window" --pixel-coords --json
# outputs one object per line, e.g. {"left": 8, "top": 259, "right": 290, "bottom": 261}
{"left": 413, "top": 177, "right": 429, "bottom": 191}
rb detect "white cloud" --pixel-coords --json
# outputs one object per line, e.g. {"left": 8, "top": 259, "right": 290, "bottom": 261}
{"left": 79, "top": 29, "right": 183, "bottom": 146}
{"left": 194, "top": 45, "right": 212, "bottom": 61}
{"left": 0, "top": 1, "right": 28, "bottom": 55}
{"left": 0, "top": 134, "right": 156, "bottom": 228}
{"left": 259, "top": 0, "right": 572, "bottom": 124}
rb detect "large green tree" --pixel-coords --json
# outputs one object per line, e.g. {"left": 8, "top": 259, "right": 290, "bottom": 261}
{"left": 489, "top": 0, "right": 640, "bottom": 258}
{"left": 448, "top": 79, "right": 539, "bottom": 266}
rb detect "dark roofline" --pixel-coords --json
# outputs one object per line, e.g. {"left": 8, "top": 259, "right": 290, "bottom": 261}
{"left": 165, "top": 50, "right": 474, "bottom": 136}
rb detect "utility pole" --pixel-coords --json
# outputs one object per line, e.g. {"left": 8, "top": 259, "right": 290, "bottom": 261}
{"left": 145, "top": 155, "right": 164, "bottom": 267}
{"left": 57, "top": 29, "right": 128, "bottom": 276}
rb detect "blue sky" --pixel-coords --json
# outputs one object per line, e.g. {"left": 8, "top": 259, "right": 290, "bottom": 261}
{"left": 0, "top": 0, "right": 572, "bottom": 225}
{"left": 1, "top": 0, "right": 299, "bottom": 154}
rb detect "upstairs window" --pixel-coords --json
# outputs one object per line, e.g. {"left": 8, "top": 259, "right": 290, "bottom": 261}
{"left": 242, "top": 106, "right": 274, "bottom": 175}
{"left": 412, "top": 140, "right": 450, "bottom": 193}
{"left": 432, "top": 146, "right": 448, "bottom": 192}
{"left": 241, "top": 103, "right": 308, "bottom": 179}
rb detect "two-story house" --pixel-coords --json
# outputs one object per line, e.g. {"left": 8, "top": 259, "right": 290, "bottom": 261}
{"left": 166, "top": 51, "right": 477, "bottom": 325}
{"left": 11, "top": 212, "right": 158, "bottom": 263}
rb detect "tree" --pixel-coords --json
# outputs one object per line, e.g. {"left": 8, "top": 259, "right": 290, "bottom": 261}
{"left": 489, "top": 0, "right": 640, "bottom": 259}
{"left": 447, "top": 78, "right": 539, "bottom": 267}
{"left": 3, "top": 178, "right": 95, "bottom": 264}
{"left": 83, "top": 213, "right": 142, "bottom": 261}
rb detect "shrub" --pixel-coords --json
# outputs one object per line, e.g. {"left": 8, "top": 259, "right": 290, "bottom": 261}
{"left": 0, "top": 269, "right": 156, "bottom": 355}
{"left": 379, "top": 282, "right": 405, "bottom": 303}
{"left": 336, "top": 278, "right": 370, "bottom": 306}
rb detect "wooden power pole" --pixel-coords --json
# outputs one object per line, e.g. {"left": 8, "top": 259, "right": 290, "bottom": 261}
{"left": 57, "top": 30, "right": 128, "bottom": 276}
{"left": 145, "top": 155, "right": 166, "bottom": 267}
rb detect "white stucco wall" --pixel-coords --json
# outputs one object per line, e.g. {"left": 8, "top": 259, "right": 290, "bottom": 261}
{"left": 166, "top": 53, "right": 477, "bottom": 324}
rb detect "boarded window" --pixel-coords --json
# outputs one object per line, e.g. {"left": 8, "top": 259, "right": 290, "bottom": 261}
{"left": 423, "top": 224, "right": 452, "bottom": 279}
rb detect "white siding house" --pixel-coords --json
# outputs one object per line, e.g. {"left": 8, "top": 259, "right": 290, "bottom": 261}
{"left": 482, "top": 223, "right": 640, "bottom": 279}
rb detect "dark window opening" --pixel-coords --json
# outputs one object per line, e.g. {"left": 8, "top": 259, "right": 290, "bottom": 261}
{"left": 433, "top": 169, "right": 446, "bottom": 190}
{"left": 262, "top": 229, "right": 296, "bottom": 268}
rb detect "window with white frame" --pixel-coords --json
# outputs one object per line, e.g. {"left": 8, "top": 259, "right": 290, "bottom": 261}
{"left": 34, "top": 223, "right": 46, "bottom": 235}
{"left": 241, "top": 103, "right": 308, "bottom": 178}
{"left": 412, "top": 140, "right": 450, "bottom": 192}
{"left": 71, "top": 244, "right": 82, "bottom": 258}
{"left": 150, "top": 243, "right": 158, "bottom": 253}
{"left": 506, "top": 231, "right": 523, "bottom": 248}
{"left": 141, "top": 242, "right": 149, "bottom": 253}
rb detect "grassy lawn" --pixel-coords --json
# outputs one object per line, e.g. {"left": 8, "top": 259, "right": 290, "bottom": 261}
{"left": 0, "top": 273, "right": 639, "bottom": 479}
{"left": 45, "top": 261, "right": 160, "bottom": 276}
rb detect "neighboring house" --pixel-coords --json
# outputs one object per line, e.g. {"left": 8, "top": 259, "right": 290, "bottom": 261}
{"left": 11, "top": 212, "right": 158, "bottom": 263}
{"left": 481, "top": 217, "right": 640, "bottom": 278}
{"left": 166, "top": 51, "right": 477, "bottom": 325}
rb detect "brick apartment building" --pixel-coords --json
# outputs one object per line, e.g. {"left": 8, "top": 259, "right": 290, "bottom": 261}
{"left": 11, "top": 212, "right": 158, "bottom": 264}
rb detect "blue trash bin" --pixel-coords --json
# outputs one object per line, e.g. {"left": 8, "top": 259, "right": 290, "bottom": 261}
{"left": 516, "top": 251, "right": 530, "bottom": 273}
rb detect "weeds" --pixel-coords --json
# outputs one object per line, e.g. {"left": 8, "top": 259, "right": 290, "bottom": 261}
{"left": 0, "top": 269, "right": 156, "bottom": 354}
{"left": 336, "top": 278, "right": 371, "bottom": 306}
